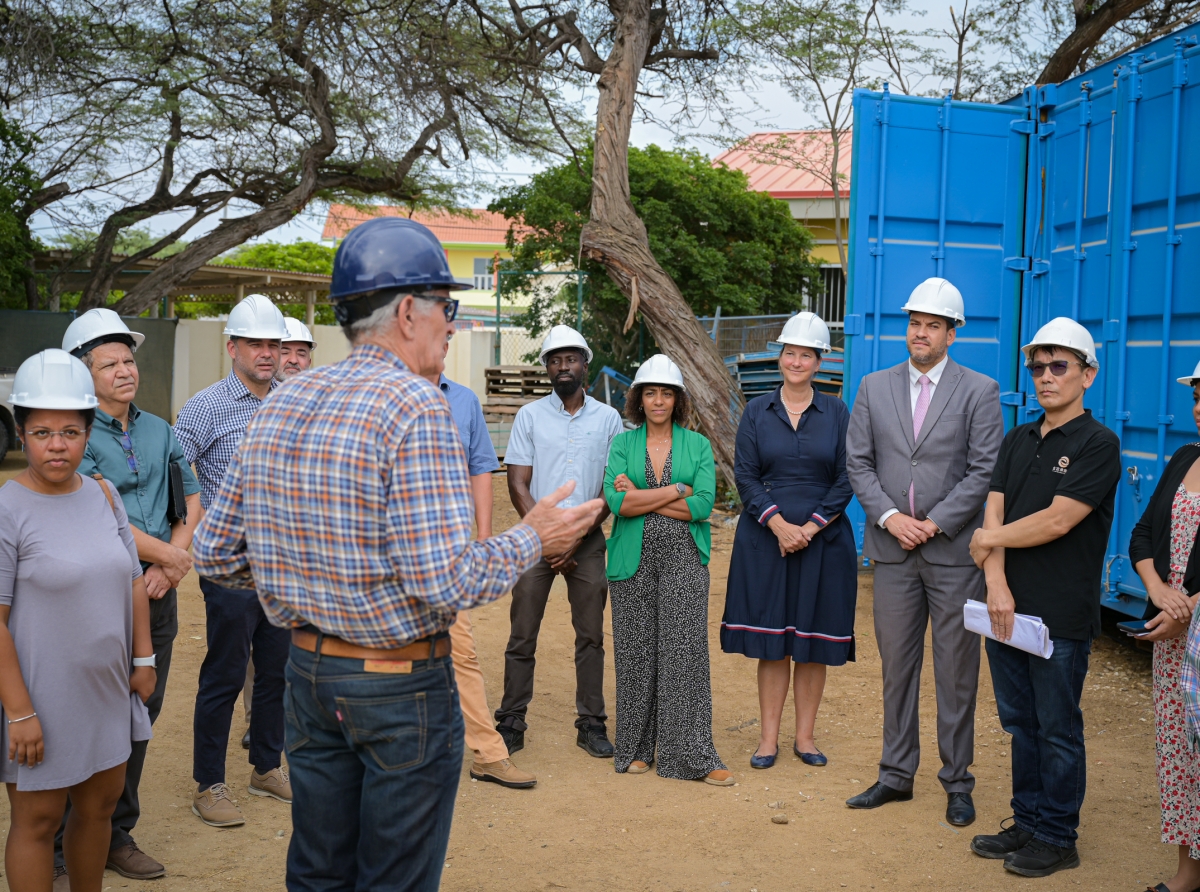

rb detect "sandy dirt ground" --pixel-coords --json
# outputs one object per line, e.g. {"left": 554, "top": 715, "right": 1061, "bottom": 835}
{"left": 0, "top": 454, "right": 1170, "bottom": 891}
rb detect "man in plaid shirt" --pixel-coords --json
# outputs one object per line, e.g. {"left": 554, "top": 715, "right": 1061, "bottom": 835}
{"left": 194, "top": 217, "right": 601, "bottom": 892}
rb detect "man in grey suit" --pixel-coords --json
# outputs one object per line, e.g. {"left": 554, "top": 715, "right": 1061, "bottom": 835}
{"left": 845, "top": 277, "right": 1004, "bottom": 827}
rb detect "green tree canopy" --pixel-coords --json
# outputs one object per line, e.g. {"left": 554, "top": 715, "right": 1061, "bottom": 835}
{"left": 490, "top": 144, "right": 819, "bottom": 374}
{"left": 0, "top": 116, "right": 42, "bottom": 310}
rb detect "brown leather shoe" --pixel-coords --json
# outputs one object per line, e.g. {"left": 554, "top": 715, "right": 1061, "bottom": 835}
{"left": 53, "top": 865, "right": 69, "bottom": 892}
{"left": 192, "top": 783, "right": 245, "bottom": 827}
{"left": 106, "top": 841, "right": 166, "bottom": 879}
{"left": 249, "top": 766, "right": 293, "bottom": 803}
{"left": 469, "top": 758, "right": 537, "bottom": 789}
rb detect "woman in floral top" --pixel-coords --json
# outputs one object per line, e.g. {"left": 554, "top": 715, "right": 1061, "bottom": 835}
{"left": 1130, "top": 362, "right": 1200, "bottom": 892}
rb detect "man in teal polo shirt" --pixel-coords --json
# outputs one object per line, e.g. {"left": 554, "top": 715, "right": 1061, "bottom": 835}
{"left": 51, "top": 309, "right": 203, "bottom": 887}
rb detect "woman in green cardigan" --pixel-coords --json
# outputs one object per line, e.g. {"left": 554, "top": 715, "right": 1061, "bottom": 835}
{"left": 603, "top": 354, "right": 732, "bottom": 785}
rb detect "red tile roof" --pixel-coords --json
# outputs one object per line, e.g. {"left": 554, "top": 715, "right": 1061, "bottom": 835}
{"left": 713, "top": 130, "right": 851, "bottom": 200}
{"left": 322, "top": 206, "right": 514, "bottom": 245}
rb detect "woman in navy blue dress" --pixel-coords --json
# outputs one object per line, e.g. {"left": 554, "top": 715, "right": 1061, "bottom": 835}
{"left": 721, "top": 312, "right": 857, "bottom": 769}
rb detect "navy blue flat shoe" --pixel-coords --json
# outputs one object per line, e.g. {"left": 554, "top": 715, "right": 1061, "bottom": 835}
{"left": 794, "top": 744, "right": 827, "bottom": 766}
{"left": 750, "top": 749, "right": 777, "bottom": 769}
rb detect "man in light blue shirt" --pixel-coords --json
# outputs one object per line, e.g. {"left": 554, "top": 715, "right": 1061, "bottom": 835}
{"left": 495, "top": 325, "right": 623, "bottom": 759}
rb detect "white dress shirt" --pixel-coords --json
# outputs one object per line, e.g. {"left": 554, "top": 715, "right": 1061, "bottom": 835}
{"left": 878, "top": 355, "right": 950, "bottom": 527}
{"left": 504, "top": 391, "right": 624, "bottom": 508}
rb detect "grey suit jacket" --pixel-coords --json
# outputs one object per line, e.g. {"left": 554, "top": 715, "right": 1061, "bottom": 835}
{"left": 846, "top": 357, "right": 1004, "bottom": 566}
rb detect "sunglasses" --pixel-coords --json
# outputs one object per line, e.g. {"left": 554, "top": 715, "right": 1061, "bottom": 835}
{"left": 416, "top": 295, "right": 458, "bottom": 323}
{"left": 120, "top": 431, "right": 138, "bottom": 473}
{"left": 1025, "top": 360, "right": 1084, "bottom": 378}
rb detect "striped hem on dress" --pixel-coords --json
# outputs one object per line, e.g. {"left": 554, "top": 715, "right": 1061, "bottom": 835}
{"left": 720, "top": 622, "right": 852, "bottom": 643}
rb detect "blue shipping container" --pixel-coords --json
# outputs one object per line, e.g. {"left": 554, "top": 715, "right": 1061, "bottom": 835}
{"left": 845, "top": 23, "right": 1200, "bottom": 618}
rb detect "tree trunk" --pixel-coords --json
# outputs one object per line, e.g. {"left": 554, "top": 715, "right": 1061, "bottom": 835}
{"left": 1037, "top": 0, "right": 1155, "bottom": 84}
{"left": 579, "top": 0, "right": 744, "bottom": 482}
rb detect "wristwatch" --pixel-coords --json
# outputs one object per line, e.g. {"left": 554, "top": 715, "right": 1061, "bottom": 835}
{"left": 132, "top": 655, "right": 157, "bottom": 668}
{"left": 675, "top": 482, "right": 687, "bottom": 496}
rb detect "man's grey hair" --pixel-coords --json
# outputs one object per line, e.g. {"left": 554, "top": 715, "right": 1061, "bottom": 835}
{"left": 341, "top": 292, "right": 439, "bottom": 343}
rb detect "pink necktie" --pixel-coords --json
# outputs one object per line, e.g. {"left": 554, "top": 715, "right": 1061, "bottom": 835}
{"left": 909, "top": 375, "right": 932, "bottom": 517}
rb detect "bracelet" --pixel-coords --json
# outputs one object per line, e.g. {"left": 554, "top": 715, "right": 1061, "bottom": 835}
{"left": 6, "top": 712, "right": 36, "bottom": 725}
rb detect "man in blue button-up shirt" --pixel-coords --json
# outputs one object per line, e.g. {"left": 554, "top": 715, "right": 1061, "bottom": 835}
{"left": 55, "top": 329, "right": 203, "bottom": 883}
{"left": 495, "top": 326, "right": 623, "bottom": 759}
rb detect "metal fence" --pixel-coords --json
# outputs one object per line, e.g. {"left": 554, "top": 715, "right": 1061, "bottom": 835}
{"left": 698, "top": 312, "right": 845, "bottom": 357}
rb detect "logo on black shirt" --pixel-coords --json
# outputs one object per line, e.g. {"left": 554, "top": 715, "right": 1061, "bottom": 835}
{"left": 1053, "top": 455, "right": 1070, "bottom": 475}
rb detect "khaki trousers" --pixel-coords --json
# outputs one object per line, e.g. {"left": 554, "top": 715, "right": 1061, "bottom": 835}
{"left": 450, "top": 609, "right": 510, "bottom": 764}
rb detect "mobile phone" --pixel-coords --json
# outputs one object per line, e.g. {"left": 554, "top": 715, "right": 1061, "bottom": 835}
{"left": 1116, "top": 619, "right": 1149, "bottom": 637}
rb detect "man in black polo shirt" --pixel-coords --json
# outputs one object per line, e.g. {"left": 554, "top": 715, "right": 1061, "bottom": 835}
{"left": 965, "top": 317, "right": 1120, "bottom": 878}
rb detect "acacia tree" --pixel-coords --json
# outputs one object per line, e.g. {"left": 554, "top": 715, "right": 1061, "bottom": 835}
{"left": 464, "top": 0, "right": 752, "bottom": 477}
{"left": 961, "top": 0, "right": 1200, "bottom": 98}
{"left": 0, "top": 0, "right": 586, "bottom": 315}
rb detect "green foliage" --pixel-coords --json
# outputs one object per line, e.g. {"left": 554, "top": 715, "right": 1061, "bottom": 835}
{"left": 0, "top": 117, "right": 42, "bottom": 310}
{"left": 216, "top": 241, "right": 336, "bottom": 276}
{"left": 489, "top": 144, "right": 818, "bottom": 375}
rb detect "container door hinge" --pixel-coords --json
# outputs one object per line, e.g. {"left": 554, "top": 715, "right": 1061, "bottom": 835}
{"left": 1158, "top": 415, "right": 1175, "bottom": 425}
{"left": 1104, "top": 319, "right": 1121, "bottom": 342}
{"left": 999, "top": 392, "right": 1025, "bottom": 406}
{"left": 1004, "top": 256, "right": 1031, "bottom": 271}
{"left": 1038, "top": 122, "right": 1057, "bottom": 139}
{"left": 843, "top": 314, "right": 864, "bottom": 336}
{"left": 1010, "top": 120, "right": 1036, "bottom": 135}
{"left": 1031, "top": 260, "right": 1051, "bottom": 276}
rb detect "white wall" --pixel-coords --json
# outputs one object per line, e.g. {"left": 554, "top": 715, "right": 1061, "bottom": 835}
{"left": 171, "top": 320, "right": 497, "bottom": 419}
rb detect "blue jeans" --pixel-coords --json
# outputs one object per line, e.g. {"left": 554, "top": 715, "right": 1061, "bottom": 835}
{"left": 194, "top": 578, "right": 290, "bottom": 786}
{"left": 284, "top": 637, "right": 463, "bottom": 892}
{"left": 985, "top": 636, "right": 1091, "bottom": 848}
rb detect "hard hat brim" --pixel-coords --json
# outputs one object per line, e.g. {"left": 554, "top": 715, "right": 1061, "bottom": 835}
{"left": 776, "top": 337, "right": 831, "bottom": 352}
{"left": 1178, "top": 377, "right": 1200, "bottom": 386}
{"left": 8, "top": 394, "right": 99, "bottom": 410}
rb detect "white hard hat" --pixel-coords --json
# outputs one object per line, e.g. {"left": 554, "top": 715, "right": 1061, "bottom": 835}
{"left": 1021, "top": 317, "right": 1099, "bottom": 369}
{"left": 8, "top": 349, "right": 99, "bottom": 411}
{"left": 777, "top": 311, "right": 832, "bottom": 352}
{"left": 1177, "top": 359, "right": 1200, "bottom": 386}
{"left": 901, "top": 277, "right": 966, "bottom": 327}
{"left": 538, "top": 324, "right": 592, "bottom": 364}
{"left": 633, "top": 354, "right": 685, "bottom": 390}
{"left": 282, "top": 316, "right": 315, "bottom": 346}
{"left": 62, "top": 307, "right": 145, "bottom": 357}
{"left": 223, "top": 294, "right": 289, "bottom": 339}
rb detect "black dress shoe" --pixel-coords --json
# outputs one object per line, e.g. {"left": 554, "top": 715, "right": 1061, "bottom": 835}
{"left": 946, "top": 792, "right": 975, "bottom": 826}
{"left": 241, "top": 728, "right": 250, "bottom": 749}
{"left": 845, "top": 781, "right": 913, "bottom": 809}
{"left": 1003, "top": 839, "right": 1080, "bottom": 877}
{"left": 970, "top": 816, "right": 1033, "bottom": 858}
{"left": 496, "top": 721, "right": 525, "bottom": 756}
{"left": 576, "top": 722, "right": 614, "bottom": 758}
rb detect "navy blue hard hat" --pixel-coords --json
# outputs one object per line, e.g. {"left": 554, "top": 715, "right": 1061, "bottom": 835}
{"left": 329, "top": 217, "right": 469, "bottom": 302}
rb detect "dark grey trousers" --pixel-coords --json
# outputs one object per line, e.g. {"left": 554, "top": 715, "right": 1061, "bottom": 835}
{"left": 495, "top": 528, "right": 608, "bottom": 729}
{"left": 872, "top": 555, "right": 983, "bottom": 794}
{"left": 55, "top": 589, "right": 177, "bottom": 866}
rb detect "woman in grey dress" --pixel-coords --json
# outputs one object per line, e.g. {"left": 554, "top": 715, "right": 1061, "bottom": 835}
{"left": 0, "top": 350, "right": 155, "bottom": 892}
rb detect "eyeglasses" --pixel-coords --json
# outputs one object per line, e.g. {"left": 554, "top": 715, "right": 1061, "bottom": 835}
{"left": 25, "top": 428, "right": 87, "bottom": 443}
{"left": 416, "top": 294, "right": 459, "bottom": 323}
{"left": 1025, "top": 360, "right": 1084, "bottom": 378}
{"left": 119, "top": 431, "right": 138, "bottom": 473}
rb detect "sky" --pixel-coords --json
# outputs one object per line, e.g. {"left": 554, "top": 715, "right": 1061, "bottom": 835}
{"left": 31, "top": 4, "right": 967, "bottom": 250}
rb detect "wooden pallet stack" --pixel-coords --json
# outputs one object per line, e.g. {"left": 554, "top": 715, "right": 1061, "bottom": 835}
{"left": 482, "top": 366, "right": 552, "bottom": 460}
